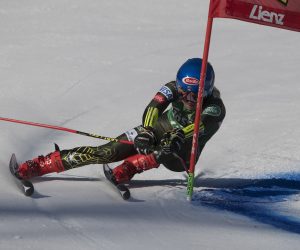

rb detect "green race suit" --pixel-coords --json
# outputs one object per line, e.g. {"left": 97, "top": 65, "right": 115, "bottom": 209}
{"left": 60, "top": 81, "right": 226, "bottom": 172}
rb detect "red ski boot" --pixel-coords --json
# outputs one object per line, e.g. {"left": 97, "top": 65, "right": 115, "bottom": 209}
{"left": 112, "top": 153, "right": 159, "bottom": 184}
{"left": 17, "top": 151, "right": 65, "bottom": 180}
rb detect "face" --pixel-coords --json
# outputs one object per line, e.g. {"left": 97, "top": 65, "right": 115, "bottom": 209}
{"left": 178, "top": 86, "right": 197, "bottom": 110}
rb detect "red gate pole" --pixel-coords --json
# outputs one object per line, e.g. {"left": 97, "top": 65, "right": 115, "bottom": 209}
{"left": 187, "top": 1, "right": 214, "bottom": 201}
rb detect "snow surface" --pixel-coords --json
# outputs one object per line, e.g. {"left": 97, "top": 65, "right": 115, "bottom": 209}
{"left": 1, "top": 0, "right": 300, "bottom": 249}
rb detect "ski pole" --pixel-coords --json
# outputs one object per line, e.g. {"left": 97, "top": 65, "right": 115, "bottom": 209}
{"left": 0, "top": 116, "right": 133, "bottom": 145}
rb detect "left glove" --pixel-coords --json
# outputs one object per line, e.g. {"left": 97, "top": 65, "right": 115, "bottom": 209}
{"left": 134, "top": 128, "right": 157, "bottom": 155}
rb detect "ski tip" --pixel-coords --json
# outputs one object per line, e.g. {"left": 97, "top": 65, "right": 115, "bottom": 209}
{"left": 9, "top": 153, "right": 19, "bottom": 176}
{"left": 9, "top": 153, "right": 35, "bottom": 197}
{"left": 9, "top": 153, "right": 16, "bottom": 164}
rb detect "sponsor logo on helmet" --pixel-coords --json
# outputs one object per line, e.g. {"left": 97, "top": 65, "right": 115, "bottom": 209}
{"left": 182, "top": 77, "right": 199, "bottom": 86}
{"left": 277, "top": 0, "right": 288, "bottom": 6}
{"left": 249, "top": 5, "right": 285, "bottom": 25}
{"left": 159, "top": 86, "right": 173, "bottom": 100}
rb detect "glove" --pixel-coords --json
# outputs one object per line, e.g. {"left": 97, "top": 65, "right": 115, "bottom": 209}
{"left": 159, "top": 128, "right": 185, "bottom": 155}
{"left": 134, "top": 128, "right": 157, "bottom": 155}
{"left": 154, "top": 128, "right": 185, "bottom": 164}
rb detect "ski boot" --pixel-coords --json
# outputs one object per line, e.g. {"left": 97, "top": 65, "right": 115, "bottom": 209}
{"left": 112, "top": 153, "right": 159, "bottom": 184}
{"left": 17, "top": 150, "right": 65, "bottom": 180}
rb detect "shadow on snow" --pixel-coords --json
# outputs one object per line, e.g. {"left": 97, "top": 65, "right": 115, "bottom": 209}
{"left": 25, "top": 171, "right": 300, "bottom": 234}
{"left": 132, "top": 173, "right": 300, "bottom": 234}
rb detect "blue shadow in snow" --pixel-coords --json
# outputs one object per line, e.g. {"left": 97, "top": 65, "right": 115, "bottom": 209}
{"left": 192, "top": 174, "right": 300, "bottom": 234}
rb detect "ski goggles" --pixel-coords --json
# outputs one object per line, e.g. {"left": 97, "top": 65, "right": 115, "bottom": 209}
{"left": 178, "top": 87, "right": 197, "bottom": 103}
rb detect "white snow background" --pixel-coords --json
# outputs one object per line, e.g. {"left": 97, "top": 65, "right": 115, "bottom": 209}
{"left": 0, "top": 0, "right": 300, "bottom": 249}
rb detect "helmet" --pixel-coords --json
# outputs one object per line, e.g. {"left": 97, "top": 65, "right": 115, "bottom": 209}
{"left": 176, "top": 58, "right": 215, "bottom": 97}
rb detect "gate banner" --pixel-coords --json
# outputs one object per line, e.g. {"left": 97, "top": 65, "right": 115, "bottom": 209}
{"left": 210, "top": 0, "right": 300, "bottom": 32}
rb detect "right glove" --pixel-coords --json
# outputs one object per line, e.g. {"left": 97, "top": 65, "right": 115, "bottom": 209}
{"left": 134, "top": 128, "right": 157, "bottom": 155}
{"left": 159, "top": 128, "right": 185, "bottom": 155}
{"left": 154, "top": 128, "right": 185, "bottom": 164}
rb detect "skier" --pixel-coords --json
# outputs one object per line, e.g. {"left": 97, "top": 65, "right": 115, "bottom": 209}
{"left": 16, "top": 58, "right": 226, "bottom": 185}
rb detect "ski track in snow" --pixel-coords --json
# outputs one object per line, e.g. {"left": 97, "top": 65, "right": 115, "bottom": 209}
{"left": 29, "top": 200, "right": 102, "bottom": 249}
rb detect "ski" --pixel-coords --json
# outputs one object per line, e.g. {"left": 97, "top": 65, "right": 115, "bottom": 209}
{"left": 9, "top": 154, "right": 34, "bottom": 196}
{"left": 103, "top": 164, "right": 130, "bottom": 200}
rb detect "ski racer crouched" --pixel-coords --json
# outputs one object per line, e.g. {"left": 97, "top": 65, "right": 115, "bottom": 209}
{"left": 16, "top": 58, "right": 226, "bottom": 185}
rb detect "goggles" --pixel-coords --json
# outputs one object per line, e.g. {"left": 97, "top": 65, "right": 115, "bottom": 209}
{"left": 178, "top": 87, "right": 197, "bottom": 103}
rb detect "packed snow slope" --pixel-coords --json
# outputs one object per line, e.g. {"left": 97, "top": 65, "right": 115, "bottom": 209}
{"left": 1, "top": 0, "right": 300, "bottom": 249}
